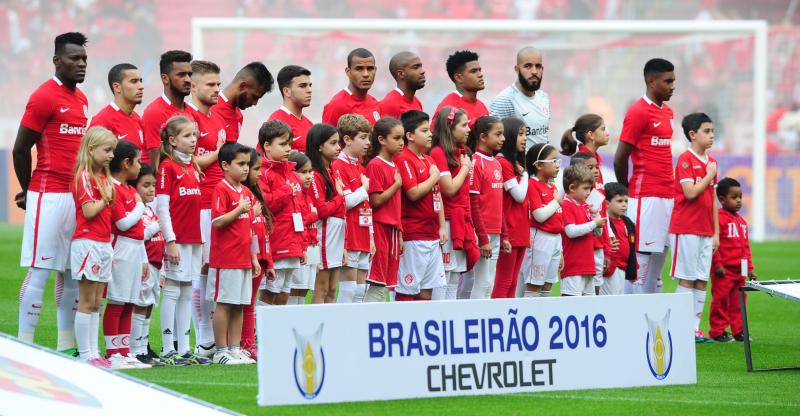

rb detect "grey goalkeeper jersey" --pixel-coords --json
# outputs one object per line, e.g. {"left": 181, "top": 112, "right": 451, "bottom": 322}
{"left": 489, "top": 84, "right": 550, "bottom": 150}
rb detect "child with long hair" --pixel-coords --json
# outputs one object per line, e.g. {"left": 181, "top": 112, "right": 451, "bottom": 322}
{"left": 491, "top": 117, "right": 529, "bottom": 298}
{"left": 71, "top": 126, "right": 116, "bottom": 367}
{"left": 429, "top": 107, "right": 477, "bottom": 300}
{"left": 466, "top": 115, "right": 505, "bottom": 299}
{"left": 104, "top": 140, "right": 150, "bottom": 369}
{"left": 560, "top": 113, "right": 609, "bottom": 183}
{"left": 364, "top": 117, "right": 405, "bottom": 302}
{"left": 156, "top": 115, "right": 209, "bottom": 365}
{"left": 305, "top": 123, "right": 346, "bottom": 304}
{"left": 285, "top": 151, "right": 319, "bottom": 305}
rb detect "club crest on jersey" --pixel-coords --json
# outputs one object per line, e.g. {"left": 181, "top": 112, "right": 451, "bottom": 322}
{"left": 0, "top": 356, "right": 101, "bottom": 408}
{"left": 292, "top": 324, "right": 326, "bottom": 400}
{"left": 83, "top": 104, "right": 89, "bottom": 117}
{"left": 644, "top": 310, "right": 673, "bottom": 380}
{"left": 494, "top": 169, "right": 502, "bottom": 181}
{"left": 218, "top": 129, "right": 226, "bottom": 141}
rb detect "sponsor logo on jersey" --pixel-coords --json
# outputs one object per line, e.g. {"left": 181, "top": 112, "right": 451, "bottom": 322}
{"left": 292, "top": 324, "right": 326, "bottom": 400}
{"left": 59, "top": 124, "right": 86, "bottom": 135}
{"left": 178, "top": 187, "right": 201, "bottom": 196}
{"left": 649, "top": 136, "right": 671, "bottom": 147}
{"left": 644, "top": 310, "right": 673, "bottom": 380}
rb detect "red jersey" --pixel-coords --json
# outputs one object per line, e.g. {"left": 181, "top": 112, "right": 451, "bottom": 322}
{"left": 251, "top": 208, "right": 272, "bottom": 267}
{"left": 470, "top": 151, "right": 503, "bottom": 234}
{"left": 156, "top": 158, "right": 202, "bottom": 244}
{"left": 21, "top": 77, "right": 88, "bottom": 193}
{"left": 433, "top": 91, "right": 488, "bottom": 127}
{"left": 366, "top": 156, "right": 402, "bottom": 229}
{"left": 619, "top": 96, "right": 675, "bottom": 198}
{"left": 396, "top": 148, "right": 441, "bottom": 241}
{"left": 429, "top": 145, "right": 471, "bottom": 220}
{"left": 210, "top": 179, "right": 254, "bottom": 269}
{"left": 379, "top": 88, "right": 423, "bottom": 119}
{"left": 322, "top": 88, "right": 381, "bottom": 126}
{"left": 560, "top": 197, "right": 596, "bottom": 276}
{"left": 259, "top": 158, "right": 305, "bottom": 260}
{"left": 187, "top": 103, "right": 231, "bottom": 209}
{"left": 141, "top": 94, "right": 194, "bottom": 152}
{"left": 669, "top": 150, "right": 717, "bottom": 236}
{"left": 307, "top": 169, "right": 346, "bottom": 219}
{"left": 527, "top": 177, "right": 563, "bottom": 234}
{"left": 268, "top": 106, "right": 314, "bottom": 153}
{"left": 299, "top": 191, "right": 319, "bottom": 246}
{"left": 71, "top": 171, "right": 112, "bottom": 242}
{"left": 578, "top": 144, "right": 604, "bottom": 185}
{"left": 111, "top": 179, "right": 144, "bottom": 240}
{"left": 497, "top": 155, "right": 529, "bottom": 247}
{"left": 143, "top": 204, "right": 165, "bottom": 267}
{"left": 712, "top": 209, "right": 753, "bottom": 273}
{"left": 607, "top": 217, "right": 631, "bottom": 275}
{"left": 331, "top": 153, "right": 371, "bottom": 252}
{"left": 212, "top": 92, "right": 243, "bottom": 142}
{"left": 90, "top": 102, "right": 145, "bottom": 162}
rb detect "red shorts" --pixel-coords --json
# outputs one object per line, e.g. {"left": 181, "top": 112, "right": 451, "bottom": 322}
{"left": 368, "top": 222, "right": 401, "bottom": 287}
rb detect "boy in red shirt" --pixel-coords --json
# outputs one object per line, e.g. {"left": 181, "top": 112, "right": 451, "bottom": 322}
{"left": 395, "top": 111, "right": 447, "bottom": 301}
{"left": 668, "top": 112, "right": 719, "bottom": 342}
{"left": 602, "top": 182, "right": 637, "bottom": 295}
{"left": 560, "top": 164, "right": 606, "bottom": 296}
{"left": 709, "top": 178, "right": 756, "bottom": 342}
{"left": 208, "top": 142, "right": 260, "bottom": 365}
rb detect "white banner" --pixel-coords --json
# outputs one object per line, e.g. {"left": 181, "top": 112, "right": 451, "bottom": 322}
{"left": 256, "top": 293, "right": 696, "bottom": 406}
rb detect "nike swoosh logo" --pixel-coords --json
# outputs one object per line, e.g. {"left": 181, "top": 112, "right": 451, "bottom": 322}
{"left": 293, "top": 136, "right": 301, "bottom": 142}
{"left": 125, "top": 200, "right": 132, "bottom": 204}
{"left": 177, "top": 174, "right": 185, "bottom": 179}
{"left": 60, "top": 107, "right": 69, "bottom": 113}
{"left": 200, "top": 132, "right": 209, "bottom": 137}
{"left": 653, "top": 122, "right": 661, "bottom": 128}
{"left": 41, "top": 256, "right": 53, "bottom": 261}
{"left": 117, "top": 134, "right": 128, "bottom": 140}
{"left": 644, "top": 241, "right": 655, "bottom": 246}
{"left": 231, "top": 201, "right": 238, "bottom": 206}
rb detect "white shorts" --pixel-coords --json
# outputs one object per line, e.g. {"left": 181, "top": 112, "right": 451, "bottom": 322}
{"left": 163, "top": 243, "right": 202, "bottom": 282}
{"left": 200, "top": 209, "right": 211, "bottom": 264}
{"left": 70, "top": 239, "right": 113, "bottom": 283}
{"left": 306, "top": 244, "right": 321, "bottom": 267}
{"left": 669, "top": 234, "right": 712, "bottom": 281}
{"left": 628, "top": 197, "right": 674, "bottom": 253}
{"left": 263, "top": 259, "right": 299, "bottom": 293}
{"left": 560, "top": 275, "right": 595, "bottom": 296}
{"left": 524, "top": 229, "right": 561, "bottom": 286}
{"left": 21, "top": 191, "right": 76, "bottom": 272}
{"left": 397, "top": 240, "right": 446, "bottom": 295}
{"left": 135, "top": 263, "right": 162, "bottom": 307}
{"left": 290, "top": 263, "right": 318, "bottom": 290}
{"left": 600, "top": 268, "right": 625, "bottom": 296}
{"left": 207, "top": 268, "right": 252, "bottom": 305}
{"left": 441, "top": 221, "right": 467, "bottom": 273}
{"left": 107, "top": 236, "right": 145, "bottom": 303}
{"left": 593, "top": 249, "right": 604, "bottom": 287}
{"left": 318, "top": 217, "right": 345, "bottom": 270}
{"left": 346, "top": 250, "right": 370, "bottom": 270}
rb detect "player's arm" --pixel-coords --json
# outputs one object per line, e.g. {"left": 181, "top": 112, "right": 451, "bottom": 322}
{"left": 679, "top": 161, "right": 717, "bottom": 200}
{"left": 712, "top": 200, "right": 720, "bottom": 252}
{"left": 369, "top": 171, "right": 402, "bottom": 208}
{"left": 213, "top": 195, "right": 251, "bottom": 228}
{"left": 404, "top": 162, "right": 439, "bottom": 201}
{"left": 613, "top": 141, "right": 633, "bottom": 188}
{"left": 437, "top": 200, "right": 447, "bottom": 245}
{"left": 438, "top": 154, "right": 470, "bottom": 197}
{"left": 12, "top": 126, "right": 42, "bottom": 209}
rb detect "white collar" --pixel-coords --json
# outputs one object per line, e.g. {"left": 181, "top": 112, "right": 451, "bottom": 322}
{"left": 338, "top": 152, "right": 359, "bottom": 165}
{"left": 111, "top": 177, "right": 122, "bottom": 185}
{"left": 377, "top": 155, "right": 395, "bottom": 167}
{"left": 642, "top": 94, "right": 663, "bottom": 109}
{"left": 474, "top": 151, "right": 494, "bottom": 161}
{"left": 219, "top": 92, "right": 229, "bottom": 103}
{"left": 344, "top": 87, "right": 353, "bottom": 96}
{"left": 688, "top": 148, "right": 709, "bottom": 164}
{"left": 453, "top": 90, "right": 463, "bottom": 98}
{"left": 394, "top": 87, "right": 405, "bottom": 96}
{"left": 280, "top": 105, "right": 303, "bottom": 120}
{"left": 52, "top": 75, "right": 64, "bottom": 86}
{"left": 110, "top": 101, "right": 121, "bottom": 111}
{"left": 222, "top": 178, "right": 241, "bottom": 193}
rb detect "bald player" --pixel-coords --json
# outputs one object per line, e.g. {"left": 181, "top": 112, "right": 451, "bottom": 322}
{"left": 379, "top": 51, "right": 426, "bottom": 118}
{"left": 490, "top": 47, "right": 550, "bottom": 150}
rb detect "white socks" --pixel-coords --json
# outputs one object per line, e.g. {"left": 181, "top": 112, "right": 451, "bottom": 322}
{"left": 336, "top": 281, "right": 356, "bottom": 303}
{"left": 431, "top": 286, "right": 446, "bottom": 300}
{"left": 637, "top": 251, "right": 667, "bottom": 294}
{"left": 90, "top": 312, "right": 100, "bottom": 358}
{"left": 193, "top": 275, "right": 214, "bottom": 348}
{"left": 131, "top": 313, "right": 146, "bottom": 356}
{"left": 74, "top": 311, "right": 91, "bottom": 360}
{"left": 693, "top": 289, "right": 706, "bottom": 332}
{"left": 18, "top": 267, "right": 49, "bottom": 342}
{"left": 55, "top": 270, "right": 78, "bottom": 350}
{"left": 177, "top": 284, "right": 192, "bottom": 354}
{"left": 160, "top": 284, "right": 179, "bottom": 354}
{"left": 445, "top": 272, "right": 460, "bottom": 300}
{"left": 288, "top": 296, "right": 304, "bottom": 305}
{"left": 353, "top": 283, "right": 367, "bottom": 303}
{"left": 364, "top": 285, "right": 388, "bottom": 303}
{"left": 470, "top": 256, "right": 497, "bottom": 299}
{"left": 458, "top": 270, "right": 474, "bottom": 299}
{"left": 524, "top": 291, "right": 540, "bottom": 298}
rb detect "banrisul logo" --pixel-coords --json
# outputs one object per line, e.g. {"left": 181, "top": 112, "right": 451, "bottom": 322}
{"left": 645, "top": 310, "right": 673, "bottom": 380}
{"left": 292, "top": 323, "right": 326, "bottom": 399}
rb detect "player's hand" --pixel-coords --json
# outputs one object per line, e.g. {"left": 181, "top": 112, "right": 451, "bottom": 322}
{"left": 501, "top": 239, "right": 511, "bottom": 253}
{"left": 300, "top": 252, "right": 307, "bottom": 265}
{"left": 239, "top": 195, "right": 252, "bottom": 212}
{"left": 134, "top": 192, "right": 143, "bottom": 204}
{"left": 480, "top": 243, "right": 492, "bottom": 259}
{"left": 706, "top": 161, "right": 717, "bottom": 178}
{"left": 252, "top": 201, "right": 262, "bottom": 217}
{"left": 438, "top": 227, "right": 448, "bottom": 246}
{"left": 712, "top": 234, "right": 720, "bottom": 253}
{"left": 335, "top": 176, "right": 345, "bottom": 196}
{"left": 159, "top": 275, "right": 165, "bottom": 288}
{"left": 14, "top": 191, "right": 26, "bottom": 210}
{"left": 515, "top": 161, "right": 525, "bottom": 175}
{"left": 459, "top": 154, "right": 471, "bottom": 170}
{"left": 393, "top": 171, "right": 402, "bottom": 187}
{"left": 342, "top": 250, "right": 348, "bottom": 266}
{"left": 360, "top": 174, "right": 370, "bottom": 191}
{"left": 748, "top": 271, "right": 757, "bottom": 281}
{"left": 714, "top": 267, "right": 725, "bottom": 278}
{"left": 559, "top": 255, "right": 564, "bottom": 272}
{"left": 603, "top": 257, "right": 611, "bottom": 270}
{"left": 166, "top": 241, "right": 180, "bottom": 265}
{"left": 554, "top": 192, "right": 563, "bottom": 204}
{"left": 370, "top": 237, "right": 376, "bottom": 256}
{"left": 142, "top": 263, "right": 149, "bottom": 281}
{"left": 429, "top": 164, "right": 440, "bottom": 181}
{"left": 252, "top": 258, "right": 261, "bottom": 278}
{"left": 215, "top": 136, "right": 225, "bottom": 150}
{"left": 266, "top": 268, "right": 277, "bottom": 281}
{"left": 610, "top": 237, "right": 620, "bottom": 252}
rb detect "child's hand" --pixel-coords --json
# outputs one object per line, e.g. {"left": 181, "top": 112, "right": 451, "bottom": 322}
{"left": 166, "top": 241, "right": 180, "bottom": 265}
{"left": 480, "top": 243, "right": 492, "bottom": 258}
{"left": 300, "top": 252, "right": 307, "bottom": 265}
{"left": 252, "top": 201, "right": 262, "bottom": 217}
{"left": 310, "top": 205, "right": 318, "bottom": 215}
{"left": 159, "top": 275, "right": 165, "bottom": 288}
{"left": 706, "top": 161, "right": 717, "bottom": 178}
{"left": 559, "top": 255, "right": 564, "bottom": 272}
{"left": 610, "top": 237, "right": 620, "bottom": 252}
{"left": 438, "top": 226, "right": 448, "bottom": 246}
{"left": 714, "top": 267, "right": 725, "bottom": 278}
{"left": 429, "top": 164, "right": 440, "bottom": 181}
{"left": 335, "top": 176, "right": 345, "bottom": 196}
{"left": 361, "top": 174, "right": 370, "bottom": 191}
{"left": 501, "top": 239, "right": 511, "bottom": 253}
{"left": 554, "top": 192, "right": 563, "bottom": 204}
{"left": 594, "top": 214, "right": 607, "bottom": 228}
{"left": 393, "top": 171, "right": 402, "bottom": 187}
{"left": 239, "top": 195, "right": 252, "bottom": 212}
{"left": 252, "top": 258, "right": 261, "bottom": 278}
{"left": 712, "top": 234, "right": 720, "bottom": 253}
{"left": 142, "top": 263, "right": 149, "bottom": 281}
{"left": 370, "top": 237, "right": 376, "bottom": 256}
{"left": 134, "top": 192, "right": 143, "bottom": 204}
{"left": 266, "top": 268, "right": 277, "bottom": 281}
{"left": 603, "top": 256, "right": 611, "bottom": 270}
{"left": 515, "top": 161, "right": 524, "bottom": 175}
{"left": 459, "top": 154, "right": 472, "bottom": 170}
{"left": 215, "top": 136, "right": 225, "bottom": 151}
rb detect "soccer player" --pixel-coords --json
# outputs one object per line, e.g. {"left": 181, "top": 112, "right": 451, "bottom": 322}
{"left": 379, "top": 52, "right": 425, "bottom": 119}
{"left": 15, "top": 32, "right": 88, "bottom": 354}
{"left": 208, "top": 142, "right": 260, "bottom": 365}
{"left": 268, "top": 65, "right": 313, "bottom": 152}
{"left": 395, "top": 111, "right": 446, "bottom": 301}
{"left": 322, "top": 48, "right": 381, "bottom": 126}
{"left": 89, "top": 63, "right": 145, "bottom": 155}
{"left": 489, "top": 47, "right": 550, "bottom": 150}
{"left": 433, "top": 50, "right": 488, "bottom": 127}
{"left": 614, "top": 58, "right": 676, "bottom": 295}
{"left": 669, "top": 113, "right": 719, "bottom": 342}
{"left": 710, "top": 178, "right": 756, "bottom": 342}
{"left": 142, "top": 50, "right": 194, "bottom": 169}
{"left": 214, "top": 62, "right": 274, "bottom": 142}
{"left": 331, "top": 114, "right": 373, "bottom": 303}
{"left": 186, "top": 60, "right": 229, "bottom": 359}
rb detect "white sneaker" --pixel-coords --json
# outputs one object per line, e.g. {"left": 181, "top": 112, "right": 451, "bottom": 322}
{"left": 231, "top": 348, "right": 256, "bottom": 365}
{"left": 212, "top": 350, "right": 239, "bottom": 365}
{"left": 108, "top": 353, "right": 136, "bottom": 370}
{"left": 124, "top": 353, "right": 151, "bottom": 369}
{"left": 194, "top": 343, "right": 216, "bottom": 359}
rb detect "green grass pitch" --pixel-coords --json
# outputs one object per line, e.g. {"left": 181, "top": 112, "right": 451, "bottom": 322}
{"left": 1, "top": 224, "right": 798, "bottom": 415}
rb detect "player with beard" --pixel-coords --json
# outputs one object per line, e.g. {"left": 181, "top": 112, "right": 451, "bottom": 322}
{"left": 433, "top": 50, "right": 488, "bottom": 127}
{"left": 214, "top": 62, "right": 274, "bottom": 142}
{"left": 490, "top": 47, "right": 550, "bottom": 150}
{"left": 379, "top": 51, "right": 426, "bottom": 118}
{"left": 322, "top": 48, "right": 381, "bottom": 126}
{"left": 268, "top": 65, "right": 314, "bottom": 152}
{"left": 142, "top": 50, "right": 194, "bottom": 169}
{"left": 89, "top": 64, "right": 145, "bottom": 154}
